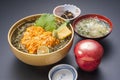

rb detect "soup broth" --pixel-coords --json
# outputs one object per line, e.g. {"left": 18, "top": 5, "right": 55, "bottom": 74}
{"left": 75, "top": 17, "right": 110, "bottom": 38}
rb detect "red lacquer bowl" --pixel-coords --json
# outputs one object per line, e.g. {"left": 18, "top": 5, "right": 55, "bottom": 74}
{"left": 72, "top": 14, "right": 113, "bottom": 39}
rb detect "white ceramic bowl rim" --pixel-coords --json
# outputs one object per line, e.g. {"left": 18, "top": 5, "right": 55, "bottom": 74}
{"left": 48, "top": 64, "right": 78, "bottom": 80}
{"left": 53, "top": 4, "right": 81, "bottom": 21}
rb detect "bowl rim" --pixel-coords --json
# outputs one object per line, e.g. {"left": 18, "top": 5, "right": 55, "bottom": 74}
{"left": 72, "top": 13, "right": 113, "bottom": 39}
{"left": 48, "top": 64, "right": 78, "bottom": 80}
{"left": 53, "top": 4, "right": 81, "bottom": 21}
{"left": 8, "top": 14, "right": 74, "bottom": 56}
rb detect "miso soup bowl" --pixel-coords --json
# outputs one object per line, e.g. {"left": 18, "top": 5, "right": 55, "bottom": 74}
{"left": 8, "top": 14, "right": 74, "bottom": 66}
{"left": 72, "top": 14, "right": 113, "bottom": 40}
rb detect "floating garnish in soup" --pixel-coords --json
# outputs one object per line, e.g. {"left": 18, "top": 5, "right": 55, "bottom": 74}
{"left": 11, "top": 14, "right": 72, "bottom": 54}
{"left": 75, "top": 17, "right": 110, "bottom": 38}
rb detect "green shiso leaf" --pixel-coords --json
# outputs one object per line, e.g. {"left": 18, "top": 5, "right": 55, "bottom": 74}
{"left": 34, "top": 14, "right": 57, "bottom": 31}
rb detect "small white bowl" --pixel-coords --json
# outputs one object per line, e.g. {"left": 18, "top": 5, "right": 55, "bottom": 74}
{"left": 48, "top": 64, "right": 78, "bottom": 80}
{"left": 53, "top": 4, "right": 81, "bottom": 21}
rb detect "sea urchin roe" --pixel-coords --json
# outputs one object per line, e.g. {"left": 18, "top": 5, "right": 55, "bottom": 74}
{"left": 75, "top": 17, "right": 110, "bottom": 38}
{"left": 21, "top": 26, "right": 59, "bottom": 54}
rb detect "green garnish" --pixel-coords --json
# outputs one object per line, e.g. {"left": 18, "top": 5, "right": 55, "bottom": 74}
{"left": 34, "top": 14, "right": 57, "bottom": 32}
{"left": 55, "top": 22, "right": 72, "bottom": 39}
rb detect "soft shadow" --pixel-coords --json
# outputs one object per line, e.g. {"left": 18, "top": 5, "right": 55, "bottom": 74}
{"left": 11, "top": 53, "right": 77, "bottom": 80}
{"left": 56, "top": 54, "right": 75, "bottom": 65}
{"left": 11, "top": 58, "right": 54, "bottom": 80}
{"left": 76, "top": 67, "right": 103, "bottom": 80}
{"left": 99, "top": 38, "right": 113, "bottom": 60}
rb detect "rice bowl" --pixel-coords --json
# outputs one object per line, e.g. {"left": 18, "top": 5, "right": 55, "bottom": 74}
{"left": 8, "top": 14, "right": 74, "bottom": 66}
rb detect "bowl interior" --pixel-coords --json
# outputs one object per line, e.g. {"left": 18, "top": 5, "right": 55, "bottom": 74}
{"left": 48, "top": 64, "right": 78, "bottom": 80}
{"left": 72, "top": 14, "right": 113, "bottom": 39}
{"left": 53, "top": 4, "right": 81, "bottom": 20}
{"left": 8, "top": 14, "right": 74, "bottom": 56}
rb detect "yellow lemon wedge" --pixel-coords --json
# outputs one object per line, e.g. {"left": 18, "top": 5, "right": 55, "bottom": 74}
{"left": 37, "top": 46, "right": 49, "bottom": 54}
